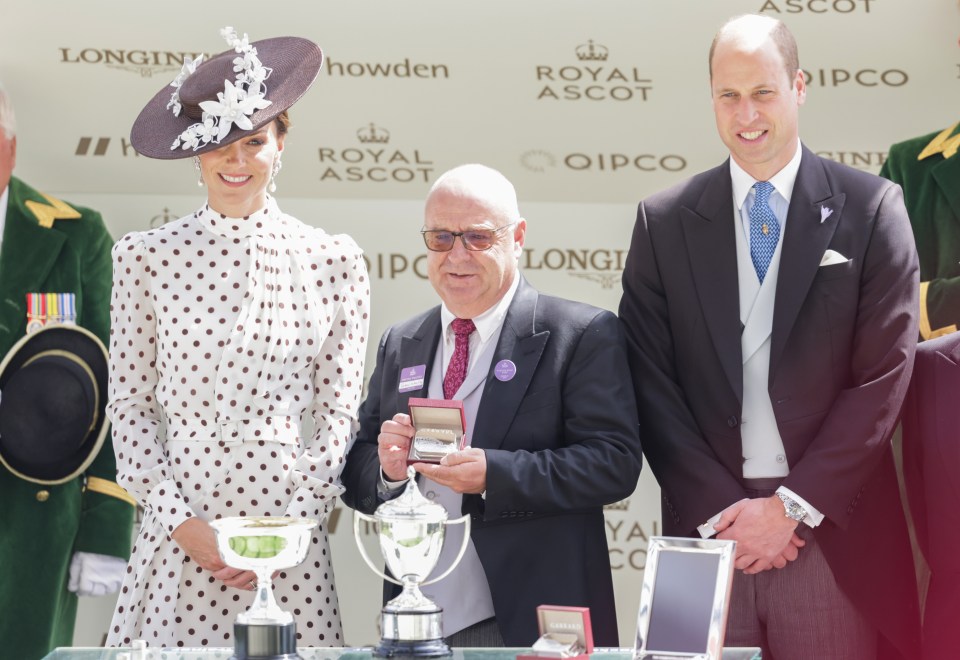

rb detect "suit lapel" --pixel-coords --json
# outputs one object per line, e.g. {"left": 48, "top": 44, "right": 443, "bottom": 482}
{"left": 682, "top": 162, "right": 743, "bottom": 401}
{"left": 396, "top": 309, "right": 442, "bottom": 413}
{"left": 0, "top": 185, "right": 66, "bottom": 350}
{"left": 770, "top": 148, "right": 844, "bottom": 377}
{"left": 2, "top": 180, "right": 67, "bottom": 292}
{"left": 934, "top": 341, "right": 960, "bottom": 502}
{"left": 471, "top": 279, "right": 548, "bottom": 450}
{"left": 931, "top": 154, "right": 960, "bottom": 225}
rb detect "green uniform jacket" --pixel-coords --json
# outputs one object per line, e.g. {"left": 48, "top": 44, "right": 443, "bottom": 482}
{"left": 0, "top": 176, "right": 134, "bottom": 660}
{"left": 881, "top": 123, "right": 960, "bottom": 339}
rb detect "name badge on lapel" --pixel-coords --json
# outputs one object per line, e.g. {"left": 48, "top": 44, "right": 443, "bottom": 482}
{"left": 26, "top": 293, "right": 77, "bottom": 334}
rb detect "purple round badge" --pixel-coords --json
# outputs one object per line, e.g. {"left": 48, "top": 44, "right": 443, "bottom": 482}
{"left": 494, "top": 359, "right": 517, "bottom": 382}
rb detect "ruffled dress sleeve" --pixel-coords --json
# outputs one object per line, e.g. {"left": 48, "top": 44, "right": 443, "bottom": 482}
{"left": 285, "top": 238, "right": 371, "bottom": 520}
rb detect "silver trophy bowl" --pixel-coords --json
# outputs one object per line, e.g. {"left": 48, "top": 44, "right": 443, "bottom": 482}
{"left": 354, "top": 466, "right": 470, "bottom": 656}
{"left": 211, "top": 516, "right": 318, "bottom": 660}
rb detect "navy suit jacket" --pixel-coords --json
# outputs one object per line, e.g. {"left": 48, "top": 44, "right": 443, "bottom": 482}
{"left": 342, "top": 277, "right": 642, "bottom": 646}
{"left": 619, "top": 146, "right": 921, "bottom": 658}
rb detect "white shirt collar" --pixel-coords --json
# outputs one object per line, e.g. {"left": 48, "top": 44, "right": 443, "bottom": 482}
{"left": 440, "top": 271, "right": 521, "bottom": 343}
{"left": 730, "top": 139, "right": 803, "bottom": 211}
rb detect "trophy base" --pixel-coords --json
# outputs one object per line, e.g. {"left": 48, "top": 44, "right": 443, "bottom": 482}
{"left": 374, "top": 638, "right": 452, "bottom": 658}
{"left": 376, "top": 610, "right": 451, "bottom": 658}
{"left": 232, "top": 620, "right": 301, "bottom": 660}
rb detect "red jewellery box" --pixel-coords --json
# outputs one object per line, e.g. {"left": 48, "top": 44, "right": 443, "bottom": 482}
{"left": 407, "top": 397, "right": 467, "bottom": 464}
{"left": 517, "top": 605, "right": 594, "bottom": 660}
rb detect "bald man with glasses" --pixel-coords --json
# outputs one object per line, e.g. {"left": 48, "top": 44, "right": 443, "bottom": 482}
{"left": 342, "top": 164, "right": 642, "bottom": 648}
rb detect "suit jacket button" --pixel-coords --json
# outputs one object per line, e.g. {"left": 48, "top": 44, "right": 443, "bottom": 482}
{"left": 36, "top": 490, "right": 50, "bottom": 502}
{"left": 727, "top": 416, "right": 739, "bottom": 428}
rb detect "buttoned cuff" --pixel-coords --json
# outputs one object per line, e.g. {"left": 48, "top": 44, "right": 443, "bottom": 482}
{"left": 378, "top": 468, "right": 408, "bottom": 501}
{"left": 697, "top": 510, "right": 723, "bottom": 539}
{"left": 777, "top": 486, "right": 824, "bottom": 527}
{"left": 284, "top": 486, "right": 335, "bottom": 523}
{"left": 146, "top": 478, "right": 194, "bottom": 536}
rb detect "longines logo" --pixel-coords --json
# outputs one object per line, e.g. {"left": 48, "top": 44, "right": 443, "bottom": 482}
{"left": 802, "top": 68, "right": 908, "bottom": 88}
{"left": 324, "top": 57, "right": 449, "bottom": 79}
{"left": 521, "top": 150, "right": 688, "bottom": 174}
{"left": 535, "top": 40, "right": 653, "bottom": 102}
{"left": 317, "top": 124, "right": 435, "bottom": 184}
{"left": 59, "top": 47, "right": 208, "bottom": 78}
{"left": 362, "top": 248, "right": 626, "bottom": 290}
{"left": 816, "top": 150, "right": 887, "bottom": 170}
{"left": 759, "top": 0, "right": 875, "bottom": 13}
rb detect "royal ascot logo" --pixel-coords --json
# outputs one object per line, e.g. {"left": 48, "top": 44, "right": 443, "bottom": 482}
{"left": 317, "top": 124, "right": 435, "bottom": 184}
{"left": 148, "top": 207, "right": 180, "bottom": 229}
{"left": 535, "top": 40, "right": 653, "bottom": 102}
{"left": 357, "top": 123, "right": 390, "bottom": 144}
{"left": 816, "top": 150, "right": 888, "bottom": 170}
{"left": 324, "top": 57, "right": 449, "bottom": 80}
{"left": 802, "top": 68, "right": 909, "bottom": 88}
{"left": 759, "top": 0, "right": 875, "bottom": 14}
{"left": 520, "top": 149, "right": 688, "bottom": 175}
{"left": 603, "top": 499, "right": 660, "bottom": 572}
{"left": 58, "top": 47, "right": 209, "bottom": 78}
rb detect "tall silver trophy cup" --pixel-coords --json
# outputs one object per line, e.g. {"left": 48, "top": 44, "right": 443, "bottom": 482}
{"left": 211, "top": 516, "right": 318, "bottom": 660}
{"left": 354, "top": 467, "right": 471, "bottom": 657}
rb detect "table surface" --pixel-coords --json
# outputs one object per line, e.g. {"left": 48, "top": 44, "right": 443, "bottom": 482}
{"left": 43, "top": 648, "right": 761, "bottom": 659}
{"left": 42, "top": 649, "right": 629, "bottom": 660}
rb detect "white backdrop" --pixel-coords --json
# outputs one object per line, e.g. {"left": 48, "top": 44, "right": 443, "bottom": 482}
{"left": 2, "top": 0, "right": 957, "bottom": 650}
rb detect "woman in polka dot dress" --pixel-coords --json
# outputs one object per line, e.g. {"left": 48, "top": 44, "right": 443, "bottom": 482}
{"left": 106, "top": 28, "right": 369, "bottom": 648}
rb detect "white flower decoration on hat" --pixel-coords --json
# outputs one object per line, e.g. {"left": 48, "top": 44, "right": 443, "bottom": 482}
{"left": 171, "top": 26, "right": 273, "bottom": 152}
{"left": 166, "top": 55, "right": 204, "bottom": 117}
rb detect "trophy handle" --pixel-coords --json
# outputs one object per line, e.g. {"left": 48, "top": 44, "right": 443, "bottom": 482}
{"left": 420, "top": 514, "right": 471, "bottom": 587}
{"left": 353, "top": 510, "right": 404, "bottom": 587}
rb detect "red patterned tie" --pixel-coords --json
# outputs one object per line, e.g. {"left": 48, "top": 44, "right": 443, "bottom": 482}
{"left": 443, "top": 318, "right": 476, "bottom": 399}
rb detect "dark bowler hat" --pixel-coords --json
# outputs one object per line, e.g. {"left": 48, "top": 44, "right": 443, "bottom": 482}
{"left": 131, "top": 27, "right": 323, "bottom": 159}
{"left": 0, "top": 325, "right": 109, "bottom": 485}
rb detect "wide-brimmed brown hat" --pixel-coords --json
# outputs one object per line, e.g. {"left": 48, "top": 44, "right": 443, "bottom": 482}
{"left": 131, "top": 28, "right": 323, "bottom": 159}
{"left": 0, "top": 325, "right": 109, "bottom": 485}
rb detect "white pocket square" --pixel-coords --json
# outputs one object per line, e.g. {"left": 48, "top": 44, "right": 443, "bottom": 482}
{"left": 819, "top": 249, "right": 850, "bottom": 267}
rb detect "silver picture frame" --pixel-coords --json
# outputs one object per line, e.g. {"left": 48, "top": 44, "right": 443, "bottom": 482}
{"left": 634, "top": 536, "right": 737, "bottom": 660}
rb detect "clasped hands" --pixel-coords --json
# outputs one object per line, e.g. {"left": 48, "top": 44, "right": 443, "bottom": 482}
{"left": 378, "top": 413, "right": 487, "bottom": 494}
{"left": 713, "top": 496, "right": 806, "bottom": 574}
{"left": 171, "top": 517, "right": 275, "bottom": 591}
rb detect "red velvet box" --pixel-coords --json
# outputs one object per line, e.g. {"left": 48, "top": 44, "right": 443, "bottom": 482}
{"left": 517, "top": 605, "right": 594, "bottom": 660}
{"left": 407, "top": 397, "right": 467, "bottom": 464}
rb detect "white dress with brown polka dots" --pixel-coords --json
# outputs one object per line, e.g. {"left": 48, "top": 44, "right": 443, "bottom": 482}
{"left": 105, "top": 199, "right": 369, "bottom": 648}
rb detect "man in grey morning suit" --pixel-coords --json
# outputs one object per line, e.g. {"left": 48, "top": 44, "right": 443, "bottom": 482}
{"left": 618, "top": 15, "right": 920, "bottom": 660}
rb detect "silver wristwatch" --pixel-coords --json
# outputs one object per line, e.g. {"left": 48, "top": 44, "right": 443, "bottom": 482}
{"left": 776, "top": 492, "right": 807, "bottom": 523}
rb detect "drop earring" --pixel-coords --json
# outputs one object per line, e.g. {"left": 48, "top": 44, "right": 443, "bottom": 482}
{"left": 269, "top": 157, "right": 282, "bottom": 193}
{"left": 194, "top": 156, "right": 204, "bottom": 187}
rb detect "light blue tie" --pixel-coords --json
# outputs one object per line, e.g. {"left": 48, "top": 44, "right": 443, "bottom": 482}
{"left": 749, "top": 181, "right": 781, "bottom": 283}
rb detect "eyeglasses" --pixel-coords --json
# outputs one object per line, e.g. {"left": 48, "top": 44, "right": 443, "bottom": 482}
{"left": 420, "top": 223, "right": 516, "bottom": 252}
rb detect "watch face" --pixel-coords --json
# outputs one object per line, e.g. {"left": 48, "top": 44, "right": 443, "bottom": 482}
{"left": 779, "top": 494, "right": 805, "bottom": 521}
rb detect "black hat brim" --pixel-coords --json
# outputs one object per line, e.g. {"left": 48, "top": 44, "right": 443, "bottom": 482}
{"left": 0, "top": 325, "right": 109, "bottom": 485}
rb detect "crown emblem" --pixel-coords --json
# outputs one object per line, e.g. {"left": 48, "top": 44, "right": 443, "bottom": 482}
{"left": 357, "top": 123, "right": 391, "bottom": 144}
{"left": 149, "top": 207, "right": 177, "bottom": 228}
{"left": 603, "top": 499, "right": 630, "bottom": 512}
{"left": 576, "top": 40, "right": 609, "bottom": 62}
